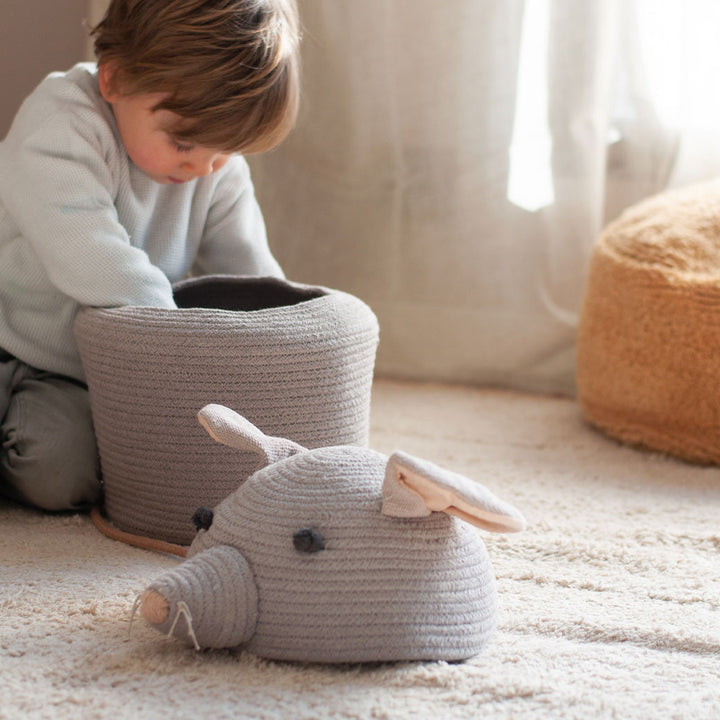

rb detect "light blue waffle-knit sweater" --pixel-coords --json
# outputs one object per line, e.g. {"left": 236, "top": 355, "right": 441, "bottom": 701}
{"left": 0, "top": 63, "right": 283, "bottom": 381}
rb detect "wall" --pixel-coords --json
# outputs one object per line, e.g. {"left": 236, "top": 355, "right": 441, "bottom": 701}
{"left": 0, "top": 0, "right": 92, "bottom": 138}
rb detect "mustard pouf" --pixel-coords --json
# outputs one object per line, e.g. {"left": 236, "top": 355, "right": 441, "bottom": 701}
{"left": 576, "top": 181, "right": 720, "bottom": 465}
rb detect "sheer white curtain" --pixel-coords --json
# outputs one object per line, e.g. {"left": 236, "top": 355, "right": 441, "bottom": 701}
{"left": 246, "top": 0, "right": 720, "bottom": 394}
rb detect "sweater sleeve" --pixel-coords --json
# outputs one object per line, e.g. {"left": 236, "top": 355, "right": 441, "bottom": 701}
{"left": 0, "top": 108, "right": 176, "bottom": 309}
{"left": 192, "top": 157, "right": 284, "bottom": 279}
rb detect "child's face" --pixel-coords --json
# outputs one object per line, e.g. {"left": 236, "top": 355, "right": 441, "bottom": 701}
{"left": 100, "top": 69, "right": 232, "bottom": 184}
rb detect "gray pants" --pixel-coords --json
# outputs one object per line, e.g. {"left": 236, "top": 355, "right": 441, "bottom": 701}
{"left": 0, "top": 350, "right": 100, "bottom": 511}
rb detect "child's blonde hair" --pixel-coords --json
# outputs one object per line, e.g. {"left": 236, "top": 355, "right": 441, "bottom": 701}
{"left": 92, "top": 0, "right": 300, "bottom": 154}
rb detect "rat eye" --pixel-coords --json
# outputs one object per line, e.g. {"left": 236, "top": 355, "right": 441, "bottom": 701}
{"left": 192, "top": 506, "right": 214, "bottom": 532}
{"left": 293, "top": 528, "right": 326, "bottom": 553}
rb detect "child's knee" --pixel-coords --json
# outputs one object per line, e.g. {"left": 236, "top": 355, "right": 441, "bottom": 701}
{"left": 2, "top": 425, "right": 100, "bottom": 511}
{"left": 0, "top": 379, "right": 100, "bottom": 511}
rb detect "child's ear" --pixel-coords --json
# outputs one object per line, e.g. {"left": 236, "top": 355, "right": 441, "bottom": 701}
{"left": 98, "top": 62, "right": 121, "bottom": 103}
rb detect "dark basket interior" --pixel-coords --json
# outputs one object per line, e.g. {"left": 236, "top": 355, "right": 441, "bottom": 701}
{"left": 174, "top": 276, "right": 327, "bottom": 312}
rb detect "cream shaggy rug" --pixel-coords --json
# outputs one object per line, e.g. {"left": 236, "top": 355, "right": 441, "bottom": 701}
{"left": 2, "top": 379, "right": 719, "bottom": 719}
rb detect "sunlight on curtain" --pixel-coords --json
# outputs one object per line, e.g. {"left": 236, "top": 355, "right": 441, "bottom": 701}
{"left": 511, "top": 0, "right": 720, "bottom": 217}
{"left": 633, "top": 0, "right": 720, "bottom": 186}
{"left": 249, "top": 0, "right": 720, "bottom": 395}
{"left": 507, "top": 0, "right": 554, "bottom": 212}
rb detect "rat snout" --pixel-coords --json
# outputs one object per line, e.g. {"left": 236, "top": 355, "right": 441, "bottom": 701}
{"left": 140, "top": 545, "right": 258, "bottom": 649}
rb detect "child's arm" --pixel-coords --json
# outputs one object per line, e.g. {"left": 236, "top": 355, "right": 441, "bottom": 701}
{"left": 0, "top": 113, "right": 176, "bottom": 310}
{"left": 192, "top": 157, "right": 284, "bottom": 279}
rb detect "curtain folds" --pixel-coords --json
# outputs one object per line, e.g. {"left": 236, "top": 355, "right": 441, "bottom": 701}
{"left": 249, "top": 0, "right": 720, "bottom": 395}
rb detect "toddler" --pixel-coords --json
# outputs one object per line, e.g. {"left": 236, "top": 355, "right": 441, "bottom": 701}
{"left": 0, "top": 0, "right": 300, "bottom": 512}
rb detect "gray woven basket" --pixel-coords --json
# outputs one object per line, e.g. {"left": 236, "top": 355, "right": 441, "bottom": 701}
{"left": 74, "top": 275, "right": 379, "bottom": 545}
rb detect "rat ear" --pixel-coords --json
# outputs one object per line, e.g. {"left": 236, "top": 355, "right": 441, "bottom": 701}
{"left": 382, "top": 451, "right": 526, "bottom": 533}
{"left": 198, "top": 404, "right": 305, "bottom": 468}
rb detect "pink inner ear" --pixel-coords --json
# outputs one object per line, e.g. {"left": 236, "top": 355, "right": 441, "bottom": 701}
{"left": 444, "top": 504, "right": 527, "bottom": 533}
{"left": 381, "top": 466, "right": 433, "bottom": 519}
{"left": 382, "top": 451, "right": 527, "bottom": 533}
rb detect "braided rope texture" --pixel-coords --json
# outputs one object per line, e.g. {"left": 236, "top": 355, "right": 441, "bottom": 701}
{"left": 179, "top": 446, "right": 497, "bottom": 663}
{"left": 74, "top": 276, "right": 379, "bottom": 545}
{"left": 148, "top": 544, "right": 258, "bottom": 649}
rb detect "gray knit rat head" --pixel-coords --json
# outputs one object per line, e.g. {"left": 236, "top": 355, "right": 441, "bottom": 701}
{"left": 138, "top": 404, "right": 526, "bottom": 663}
